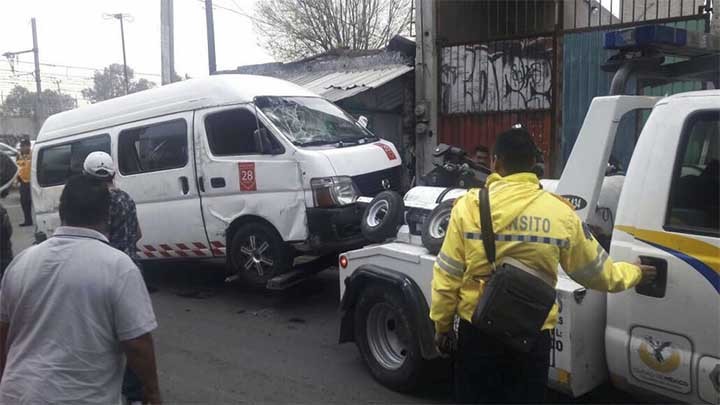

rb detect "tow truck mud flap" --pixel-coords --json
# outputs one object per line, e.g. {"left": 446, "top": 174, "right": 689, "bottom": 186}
{"left": 548, "top": 276, "right": 609, "bottom": 397}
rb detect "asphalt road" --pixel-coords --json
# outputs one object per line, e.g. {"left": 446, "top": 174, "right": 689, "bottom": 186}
{"left": 3, "top": 190, "right": 634, "bottom": 404}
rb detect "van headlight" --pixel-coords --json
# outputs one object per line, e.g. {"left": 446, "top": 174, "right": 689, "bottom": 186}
{"left": 311, "top": 176, "right": 359, "bottom": 208}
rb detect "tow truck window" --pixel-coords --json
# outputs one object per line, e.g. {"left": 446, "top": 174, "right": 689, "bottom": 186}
{"left": 666, "top": 111, "right": 719, "bottom": 235}
{"left": 205, "top": 109, "right": 280, "bottom": 155}
{"left": 37, "top": 134, "right": 110, "bottom": 187}
{"left": 118, "top": 119, "right": 188, "bottom": 175}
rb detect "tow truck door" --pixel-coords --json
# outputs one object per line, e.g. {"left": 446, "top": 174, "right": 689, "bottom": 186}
{"left": 608, "top": 96, "right": 719, "bottom": 404}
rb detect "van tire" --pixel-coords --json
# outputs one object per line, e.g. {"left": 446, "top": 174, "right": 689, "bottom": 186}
{"left": 361, "top": 191, "right": 404, "bottom": 243}
{"left": 229, "top": 222, "right": 291, "bottom": 289}
{"left": 354, "top": 284, "right": 429, "bottom": 393}
{"left": 421, "top": 199, "right": 454, "bottom": 255}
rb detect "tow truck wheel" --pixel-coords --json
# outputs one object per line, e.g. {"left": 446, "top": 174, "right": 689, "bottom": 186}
{"left": 229, "top": 222, "right": 291, "bottom": 289}
{"left": 421, "top": 199, "right": 454, "bottom": 255}
{"left": 354, "top": 285, "right": 427, "bottom": 392}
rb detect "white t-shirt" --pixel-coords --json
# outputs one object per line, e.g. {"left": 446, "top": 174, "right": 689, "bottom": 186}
{"left": 0, "top": 226, "right": 157, "bottom": 404}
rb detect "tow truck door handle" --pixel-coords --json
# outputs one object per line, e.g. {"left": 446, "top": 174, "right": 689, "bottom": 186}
{"left": 635, "top": 256, "right": 668, "bottom": 298}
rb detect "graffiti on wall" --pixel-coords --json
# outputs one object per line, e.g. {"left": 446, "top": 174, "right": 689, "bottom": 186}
{"left": 441, "top": 38, "right": 553, "bottom": 114}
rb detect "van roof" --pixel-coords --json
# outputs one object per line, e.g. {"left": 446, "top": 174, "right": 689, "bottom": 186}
{"left": 37, "top": 74, "right": 319, "bottom": 144}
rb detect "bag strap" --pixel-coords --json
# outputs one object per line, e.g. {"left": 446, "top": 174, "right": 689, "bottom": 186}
{"left": 479, "top": 187, "right": 496, "bottom": 270}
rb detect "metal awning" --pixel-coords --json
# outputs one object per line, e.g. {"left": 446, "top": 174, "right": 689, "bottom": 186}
{"left": 283, "top": 65, "right": 413, "bottom": 102}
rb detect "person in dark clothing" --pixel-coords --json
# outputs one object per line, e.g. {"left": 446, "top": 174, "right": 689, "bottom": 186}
{"left": 0, "top": 205, "right": 12, "bottom": 276}
{"left": 16, "top": 140, "right": 32, "bottom": 227}
{"left": 0, "top": 152, "right": 16, "bottom": 276}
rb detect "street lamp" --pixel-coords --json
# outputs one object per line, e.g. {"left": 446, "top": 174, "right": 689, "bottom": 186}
{"left": 103, "top": 12, "right": 134, "bottom": 95}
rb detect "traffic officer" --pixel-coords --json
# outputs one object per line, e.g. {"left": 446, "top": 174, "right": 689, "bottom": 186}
{"left": 430, "top": 128, "right": 656, "bottom": 403}
{"left": 16, "top": 139, "right": 32, "bottom": 226}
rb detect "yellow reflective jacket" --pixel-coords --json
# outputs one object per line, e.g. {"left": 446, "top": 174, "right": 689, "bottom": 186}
{"left": 430, "top": 172, "right": 642, "bottom": 334}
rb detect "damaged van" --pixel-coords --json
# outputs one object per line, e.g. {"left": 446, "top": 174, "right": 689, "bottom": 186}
{"left": 32, "top": 75, "right": 402, "bottom": 288}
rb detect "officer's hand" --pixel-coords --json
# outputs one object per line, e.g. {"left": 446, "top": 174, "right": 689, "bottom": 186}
{"left": 635, "top": 261, "right": 657, "bottom": 286}
{"left": 434, "top": 331, "right": 456, "bottom": 356}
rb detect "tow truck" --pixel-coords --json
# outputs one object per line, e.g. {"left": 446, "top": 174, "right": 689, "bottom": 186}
{"left": 338, "top": 25, "right": 720, "bottom": 403}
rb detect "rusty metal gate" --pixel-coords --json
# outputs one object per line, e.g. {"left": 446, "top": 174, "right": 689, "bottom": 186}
{"left": 436, "top": 0, "right": 713, "bottom": 173}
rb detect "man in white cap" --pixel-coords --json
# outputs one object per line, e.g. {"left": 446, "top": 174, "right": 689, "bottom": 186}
{"left": 83, "top": 151, "right": 148, "bottom": 404}
{"left": 83, "top": 151, "right": 142, "bottom": 259}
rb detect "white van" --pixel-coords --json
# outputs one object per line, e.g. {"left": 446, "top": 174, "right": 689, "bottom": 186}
{"left": 32, "top": 75, "right": 402, "bottom": 287}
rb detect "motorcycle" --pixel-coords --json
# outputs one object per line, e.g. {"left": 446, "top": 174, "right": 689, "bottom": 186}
{"left": 420, "top": 143, "right": 491, "bottom": 188}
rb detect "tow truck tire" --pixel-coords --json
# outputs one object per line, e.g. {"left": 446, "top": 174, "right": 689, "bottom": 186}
{"left": 229, "top": 222, "right": 291, "bottom": 289}
{"left": 361, "top": 191, "right": 405, "bottom": 243}
{"left": 354, "top": 285, "right": 428, "bottom": 392}
{"left": 421, "top": 199, "right": 454, "bottom": 255}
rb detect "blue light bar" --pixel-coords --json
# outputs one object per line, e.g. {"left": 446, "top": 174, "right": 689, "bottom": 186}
{"left": 605, "top": 25, "right": 687, "bottom": 50}
{"left": 604, "top": 25, "right": 720, "bottom": 57}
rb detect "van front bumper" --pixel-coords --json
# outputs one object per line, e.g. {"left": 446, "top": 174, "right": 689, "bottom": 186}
{"left": 306, "top": 204, "right": 366, "bottom": 253}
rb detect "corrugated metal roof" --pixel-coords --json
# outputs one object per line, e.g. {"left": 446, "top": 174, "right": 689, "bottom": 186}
{"left": 283, "top": 65, "right": 413, "bottom": 102}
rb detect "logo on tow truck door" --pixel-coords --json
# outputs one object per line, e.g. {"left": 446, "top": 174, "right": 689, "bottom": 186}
{"left": 629, "top": 327, "right": 692, "bottom": 394}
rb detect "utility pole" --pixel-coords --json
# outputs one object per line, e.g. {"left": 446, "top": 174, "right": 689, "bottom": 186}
{"left": 2, "top": 18, "right": 43, "bottom": 133}
{"left": 31, "top": 18, "right": 42, "bottom": 121}
{"left": 205, "top": 0, "right": 217, "bottom": 74}
{"left": 104, "top": 13, "right": 133, "bottom": 94}
{"left": 161, "top": 0, "right": 176, "bottom": 85}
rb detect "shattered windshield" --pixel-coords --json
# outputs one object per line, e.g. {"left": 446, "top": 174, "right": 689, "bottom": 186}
{"left": 255, "top": 96, "right": 377, "bottom": 147}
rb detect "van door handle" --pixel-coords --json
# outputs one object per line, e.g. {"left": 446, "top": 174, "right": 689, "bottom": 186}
{"left": 198, "top": 177, "right": 205, "bottom": 193}
{"left": 179, "top": 176, "right": 190, "bottom": 195}
{"left": 210, "top": 177, "right": 226, "bottom": 188}
{"left": 635, "top": 256, "right": 668, "bottom": 298}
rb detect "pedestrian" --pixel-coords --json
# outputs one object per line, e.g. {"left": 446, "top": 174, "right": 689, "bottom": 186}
{"left": 472, "top": 145, "right": 490, "bottom": 170}
{"left": 0, "top": 175, "right": 161, "bottom": 404}
{"left": 83, "top": 152, "right": 142, "bottom": 258}
{"left": 15, "top": 140, "right": 32, "bottom": 227}
{"left": 82, "top": 151, "right": 152, "bottom": 404}
{"left": 430, "top": 128, "right": 656, "bottom": 404}
{"left": 0, "top": 152, "right": 16, "bottom": 277}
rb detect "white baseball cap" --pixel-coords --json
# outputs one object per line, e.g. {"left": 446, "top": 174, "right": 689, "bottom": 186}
{"left": 83, "top": 151, "right": 116, "bottom": 179}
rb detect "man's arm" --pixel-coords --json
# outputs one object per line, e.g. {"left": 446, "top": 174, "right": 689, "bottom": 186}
{"left": 430, "top": 199, "right": 466, "bottom": 335}
{"left": 0, "top": 321, "right": 7, "bottom": 381}
{"left": 560, "top": 216, "right": 652, "bottom": 291}
{"left": 121, "top": 333, "right": 161, "bottom": 404}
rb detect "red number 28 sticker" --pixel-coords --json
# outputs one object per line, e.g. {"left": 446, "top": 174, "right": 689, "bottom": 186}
{"left": 238, "top": 162, "right": 257, "bottom": 191}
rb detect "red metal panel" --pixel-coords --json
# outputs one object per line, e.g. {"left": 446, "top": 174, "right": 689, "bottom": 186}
{"left": 439, "top": 111, "right": 553, "bottom": 171}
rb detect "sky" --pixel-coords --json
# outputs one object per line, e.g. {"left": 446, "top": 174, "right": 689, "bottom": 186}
{"left": 0, "top": 0, "right": 273, "bottom": 102}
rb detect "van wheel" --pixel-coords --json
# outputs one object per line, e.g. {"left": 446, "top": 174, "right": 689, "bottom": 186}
{"left": 354, "top": 285, "right": 428, "bottom": 393}
{"left": 229, "top": 222, "right": 290, "bottom": 289}
{"left": 421, "top": 199, "right": 454, "bottom": 255}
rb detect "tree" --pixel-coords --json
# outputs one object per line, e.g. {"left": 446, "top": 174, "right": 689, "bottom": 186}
{"left": 253, "top": 0, "right": 413, "bottom": 61}
{"left": 1, "top": 85, "right": 76, "bottom": 117}
{"left": 81, "top": 63, "right": 156, "bottom": 103}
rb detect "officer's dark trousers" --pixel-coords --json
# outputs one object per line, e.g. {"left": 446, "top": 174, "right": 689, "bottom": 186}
{"left": 19, "top": 182, "right": 32, "bottom": 225}
{"left": 454, "top": 319, "right": 551, "bottom": 404}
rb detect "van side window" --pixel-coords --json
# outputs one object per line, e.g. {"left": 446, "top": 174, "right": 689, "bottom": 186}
{"left": 37, "top": 135, "right": 110, "bottom": 187}
{"left": 119, "top": 119, "right": 188, "bottom": 175}
{"left": 666, "top": 111, "right": 719, "bottom": 235}
{"left": 205, "top": 109, "right": 281, "bottom": 156}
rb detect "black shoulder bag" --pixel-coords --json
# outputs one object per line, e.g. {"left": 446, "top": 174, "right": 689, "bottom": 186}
{"left": 471, "top": 187, "right": 557, "bottom": 353}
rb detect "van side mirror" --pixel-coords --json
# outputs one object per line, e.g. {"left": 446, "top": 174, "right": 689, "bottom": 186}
{"left": 357, "top": 115, "right": 368, "bottom": 128}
